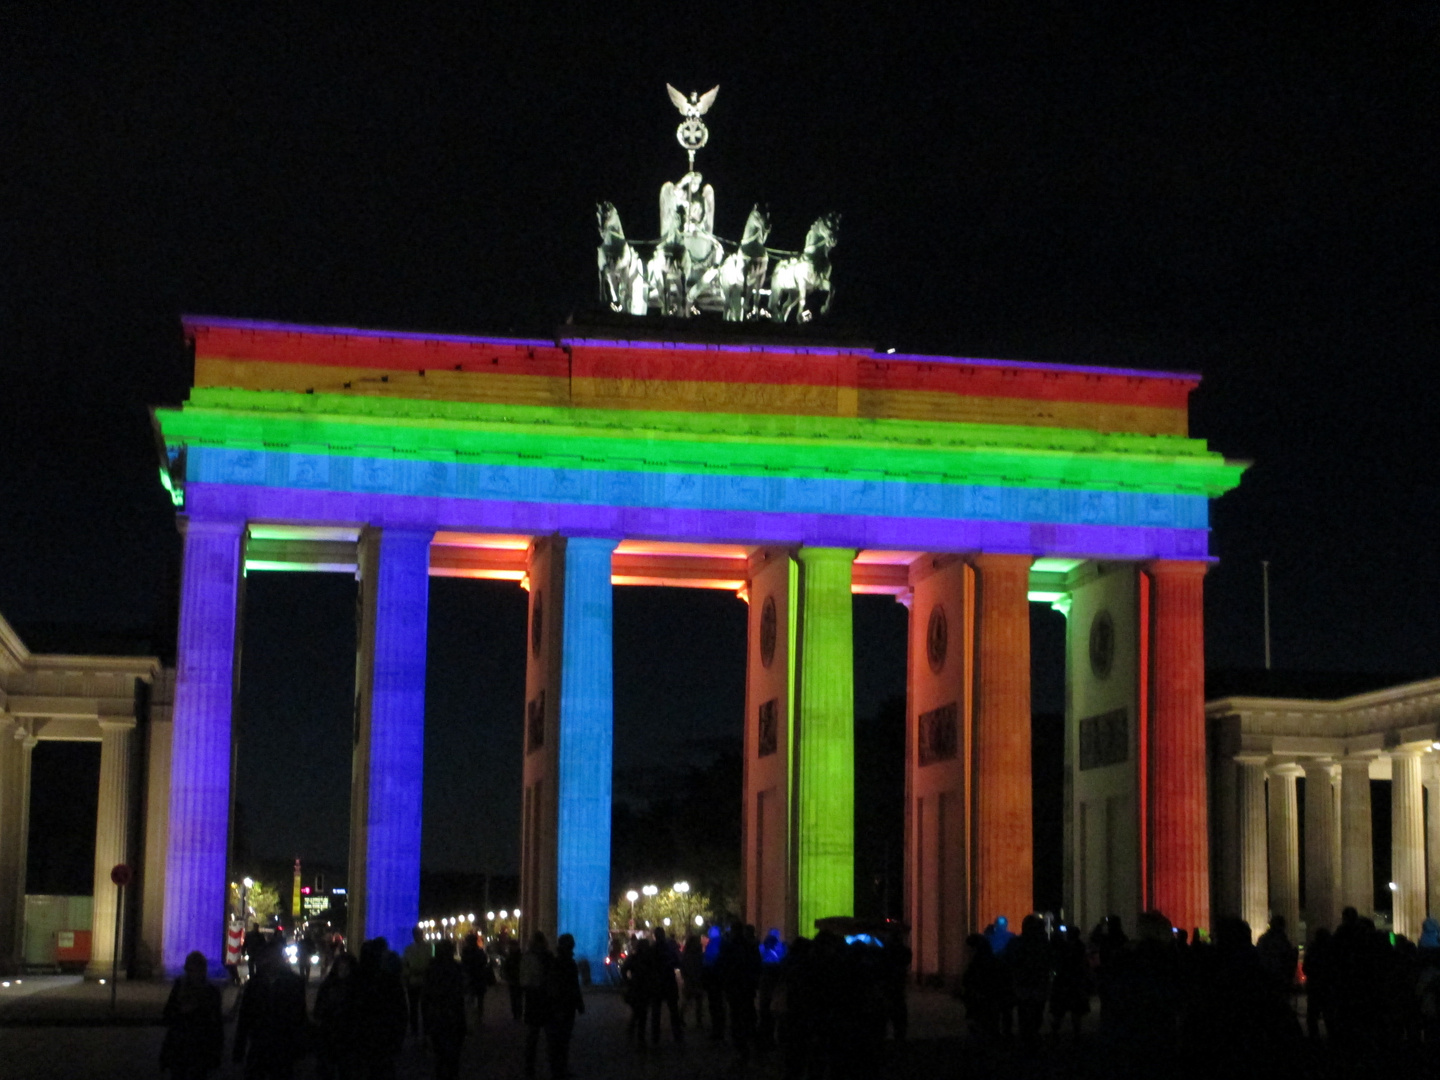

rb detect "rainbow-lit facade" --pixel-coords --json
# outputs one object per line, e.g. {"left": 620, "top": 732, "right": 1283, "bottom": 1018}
{"left": 153, "top": 316, "right": 1242, "bottom": 976}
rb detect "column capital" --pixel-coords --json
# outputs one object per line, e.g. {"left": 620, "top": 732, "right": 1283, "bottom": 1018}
{"left": 1143, "top": 558, "right": 1211, "bottom": 579}
{"left": 177, "top": 516, "right": 246, "bottom": 539}
{"left": 796, "top": 545, "right": 857, "bottom": 565}
{"left": 1389, "top": 745, "right": 1426, "bottom": 761}
{"left": 1267, "top": 759, "right": 1304, "bottom": 778}
{"left": 1301, "top": 757, "right": 1337, "bottom": 776}
{"left": 967, "top": 552, "right": 1032, "bottom": 573}
{"left": 1233, "top": 752, "right": 1271, "bottom": 767}
{"left": 98, "top": 718, "right": 137, "bottom": 734}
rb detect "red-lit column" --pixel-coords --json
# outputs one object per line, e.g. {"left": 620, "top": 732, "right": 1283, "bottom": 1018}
{"left": 1146, "top": 560, "right": 1210, "bottom": 933}
{"left": 969, "top": 553, "right": 1033, "bottom": 929}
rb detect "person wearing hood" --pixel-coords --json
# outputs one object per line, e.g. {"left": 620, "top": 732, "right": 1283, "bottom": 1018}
{"left": 160, "top": 951, "right": 224, "bottom": 1079}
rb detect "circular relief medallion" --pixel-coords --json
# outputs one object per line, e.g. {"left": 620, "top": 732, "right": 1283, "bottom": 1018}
{"left": 759, "top": 595, "right": 777, "bottom": 669}
{"left": 926, "top": 604, "right": 948, "bottom": 673}
{"left": 1089, "top": 609, "right": 1115, "bottom": 679}
{"left": 530, "top": 590, "right": 544, "bottom": 656}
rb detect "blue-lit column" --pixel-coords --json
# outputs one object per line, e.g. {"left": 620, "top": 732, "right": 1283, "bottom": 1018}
{"left": 163, "top": 518, "right": 244, "bottom": 975}
{"left": 349, "top": 528, "right": 433, "bottom": 950}
{"left": 555, "top": 537, "right": 619, "bottom": 970}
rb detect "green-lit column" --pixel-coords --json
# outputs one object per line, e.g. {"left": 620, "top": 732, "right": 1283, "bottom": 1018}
{"left": 793, "top": 547, "right": 856, "bottom": 933}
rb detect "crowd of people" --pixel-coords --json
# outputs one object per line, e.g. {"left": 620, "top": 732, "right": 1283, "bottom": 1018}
{"left": 160, "top": 924, "right": 514, "bottom": 1080}
{"left": 959, "top": 907, "right": 1440, "bottom": 1075}
{"left": 158, "top": 904, "right": 1440, "bottom": 1079}
{"left": 615, "top": 919, "right": 911, "bottom": 1079}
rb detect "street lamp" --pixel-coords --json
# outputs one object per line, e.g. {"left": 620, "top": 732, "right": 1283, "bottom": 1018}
{"left": 626, "top": 890, "right": 639, "bottom": 924}
{"left": 642, "top": 884, "right": 658, "bottom": 897}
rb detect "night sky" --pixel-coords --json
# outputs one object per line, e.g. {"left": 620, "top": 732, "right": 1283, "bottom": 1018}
{"left": 4, "top": 7, "right": 1439, "bottom": 890}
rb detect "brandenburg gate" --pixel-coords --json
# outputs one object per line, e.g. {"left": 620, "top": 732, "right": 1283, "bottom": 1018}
{"left": 150, "top": 315, "right": 1243, "bottom": 976}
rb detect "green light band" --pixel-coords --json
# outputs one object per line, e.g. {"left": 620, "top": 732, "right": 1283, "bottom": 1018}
{"left": 158, "top": 393, "right": 1242, "bottom": 496}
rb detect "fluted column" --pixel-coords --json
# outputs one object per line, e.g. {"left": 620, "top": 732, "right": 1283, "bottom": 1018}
{"left": 1391, "top": 748, "right": 1425, "bottom": 940}
{"left": 1266, "top": 761, "right": 1302, "bottom": 934}
{"left": 0, "top": 719, "right": 37, "bottom": 973}
{"left": 1339, "top": 755, "right": 1374, "bottom": 915}
{"left": 1235, "top": 755, "right": 1269, "bottom": 941}
{"left": 349, "top": 528, "right": 433, "bottom": 951}
{"left": 554, "top": 536, "right": 620, "bottom": 968}
{"left": 1146, "top": 560, "right": 1210, "bottom": 933}
{"left": 969, "top": 553, "right": 1033, "bottom": 928}
{"left": 1426, "top": 758, "right": 1440, "bottom": 921}
{"left": 1302, "top": 758, "right": 1338, "bottom": 939}
{"left": 163, "top": 518, "right": 244, "bottom": 975}
{"left": 87, "top": 719, "right": 135, "bottom": 977}
{"left": 794, "top": 547, "right": 856, "bottom": 934}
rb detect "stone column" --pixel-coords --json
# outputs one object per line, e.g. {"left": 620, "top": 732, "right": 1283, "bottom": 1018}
{"left": 1235, "top": 755, "right": 1269, "bottom": 941}
{"left": 1339, "top": 755, "right": 1374, "bottom": 916}
{"left": 553, "top": 537, "right": 620, "bottom": 969}
{"left": 87, "top": 719, "right": 135, "bottom": 977}
{"left": 1146, "top": 561, "right": 1210, "bottom": 934}
{"left": 349, "top": 528, "right": 433, "bottom": 952}
{"left": 969, "top": 553, "right": 1033, "bottom": 929}
{"left": 163, "top": 518, "right": 244, "bottom": 975}
{"left": 1426, "top": 757, "right": 1440, "bottom": 921}
{"left": 516, "top": 535, "right": 619, "bottom": 970}
{"left": 0, "top": 719, "right": 37, "bottom": 973}
{"left": 1266, "top": 761, "right": 1302, "bottom": 934}
{"left": 1302, "top": 758, "right": 1338, "bottom": 939}
{"left": 1391, "top": 748, "right": 1425, "bottom": 940}
{"left": 794, "top": 547, "right": 856, "bottom": 935}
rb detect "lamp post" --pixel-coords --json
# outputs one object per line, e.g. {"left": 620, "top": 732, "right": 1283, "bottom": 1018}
{"left": 673, "top": 881, "right": 690, "bottom": 929}
{"left": 625, "top": 890, "right": 639, "bottom": 928}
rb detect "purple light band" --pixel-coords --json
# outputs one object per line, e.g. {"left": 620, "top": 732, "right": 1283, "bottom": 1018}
{"left": 186, "top": 483, "right": 1211, "bottom": 560}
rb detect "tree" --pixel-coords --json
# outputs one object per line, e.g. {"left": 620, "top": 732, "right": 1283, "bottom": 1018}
{"left": 610, "top": 884, "right": 716, "bottom": 938}
{"left": 231, "top": 879, "right": 281, "bottom": 925}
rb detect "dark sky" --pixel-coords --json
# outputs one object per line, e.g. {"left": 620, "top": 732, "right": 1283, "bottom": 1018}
{"left": 4, "top": 5, "right": 1440, "bottom": 878}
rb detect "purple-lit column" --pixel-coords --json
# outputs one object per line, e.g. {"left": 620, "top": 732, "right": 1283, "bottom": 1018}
{"left": 349, "top": 528, "right": 433, "bottom": 951}
{"left": 555, "top": 537, "right": 619, "bottom": 971}
{"left": 163, "top": 518, "right": 244, "bottom": 975}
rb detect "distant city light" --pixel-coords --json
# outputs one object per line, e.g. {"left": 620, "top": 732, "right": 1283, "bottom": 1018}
{"left": 468, "top": 914, "right": 475, "bottom": 922}
{"left": 663, "top": 917, "right": 671, "bottom": 926}
{"left": 674, "top": 881, "right": 690, "bottom": 894}
{"left": 513, "top": 908, "right": 521, "bottom": 917}
{"left": 1389, "top": 882, "right": 1399, "bottom": 892}
{"left": 642, "top": 884, "right": 658, "bottom": 897}
{"left": 242, "top": 877, "right": 254, "bottom": 889}
{"left": 694, "top": 915, "right": 704, "bottom": 926}
{"left": 626, "top": 890, "right": 639, "bottom": 903}
{"left": 499, "top": 910, "right": 509, "bottom": 920}
{"left": 487, "top": 911, "right": 496, "bottom": 921}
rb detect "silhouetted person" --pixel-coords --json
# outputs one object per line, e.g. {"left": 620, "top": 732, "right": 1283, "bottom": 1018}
{"left": 423, "top": 939, "right": 467, "bottom": 1080}
{"left": 702, "top": 925, "right": 727, "bottom": 1039}
{"left": 961, "top": 933, "right": 1005, "bottom": 1041}
{"left": 1303, "top": 926, "right": 1335, "bottom": 1039}
{"left": 721, "top": 922, "right": 762, "bottom": 1057}
{"left": 160, "top": 950, "right": 224, "bottom": 1080}
{"left": 1048, "top": 925, "right": 1092, "bottom": 1037}
{"left": 401, "top": 925, "right": 433, "bottom": 1040}
{"left": 520, "top": 931, "right": 554, "bottom": 1077}
{"left": 879, "top": 925, "right": 911, "bottom": 1041}
{"left": 459, "top": 931, "right": 493, "bottom": 1024}
{"left": 1257, "top": 915, "right": 1299, "bottom": 994}
{"left": 234, "top": 943, "right": 309, "bottom": 1079}
{"left": 502, "top": 936, "right": 524, "bottom": 1020}
{"left": 680, "top": 932, "right": 706, "bottom": 1029}
{"left": 546, "top": 932, "right": 585, "bottom": 1080}
{"left": 313, "top": 951, "right": 359, "bottom": 1080}
{"left": 777, "top": 936, "right": 817, "bottom": 1080}
{"left": 622, "top": 936, "right": 656, "bottom": 1046}
{"left": 244, "top": 923, "right": 265, "bottom": 981}
{"left": 1006, "top": 913, "right": 1052, "bottom": 1043}
{"left": 649, "top": 926, "right": 684, "bottom": 1043}
{"left": 355, "top": 938, "right": 407, "bottom": 1080}
{"left": 985, "top": 915, "right": 1015, "bottom": 956}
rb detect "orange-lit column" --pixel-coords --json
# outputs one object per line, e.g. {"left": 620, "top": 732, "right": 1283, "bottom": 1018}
{"left": 969, "top": 553, "right": 1033, "bottom": 929}
{"left": 1146, "top": 560, "right": 1210, "bottom": 933}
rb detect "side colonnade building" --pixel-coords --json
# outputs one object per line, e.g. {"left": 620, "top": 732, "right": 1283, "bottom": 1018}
{"left": 146, "top": 317, "right": 1244, "bottom": 977}
{"left": 1208, "top": 676, "right": 1440, "bottom": 942}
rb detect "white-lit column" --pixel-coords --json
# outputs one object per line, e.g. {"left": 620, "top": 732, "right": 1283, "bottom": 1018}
{"left": 0, "top": 719, "right": 37, "bottom": 973}
{"left": 1236, "top": 755, "right": 1269, "bottom": 941}
{"left": 1266, "top": 761, "right": 1301, "bottom": 934}
{"left": 1302, "top": 759, "right": 1338, "bottom": 939}
{"left": 1339, "top": 755, "right": 1374, "bottom": 916}
{"left": 1426, "top": 756, "right": 1440, "bottom": 921}
{"left": 88, "top": 719, "right": 135, "bottom": 978}
{"left": 1391, "top": 748, "right": 1425, "bottom": 940}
